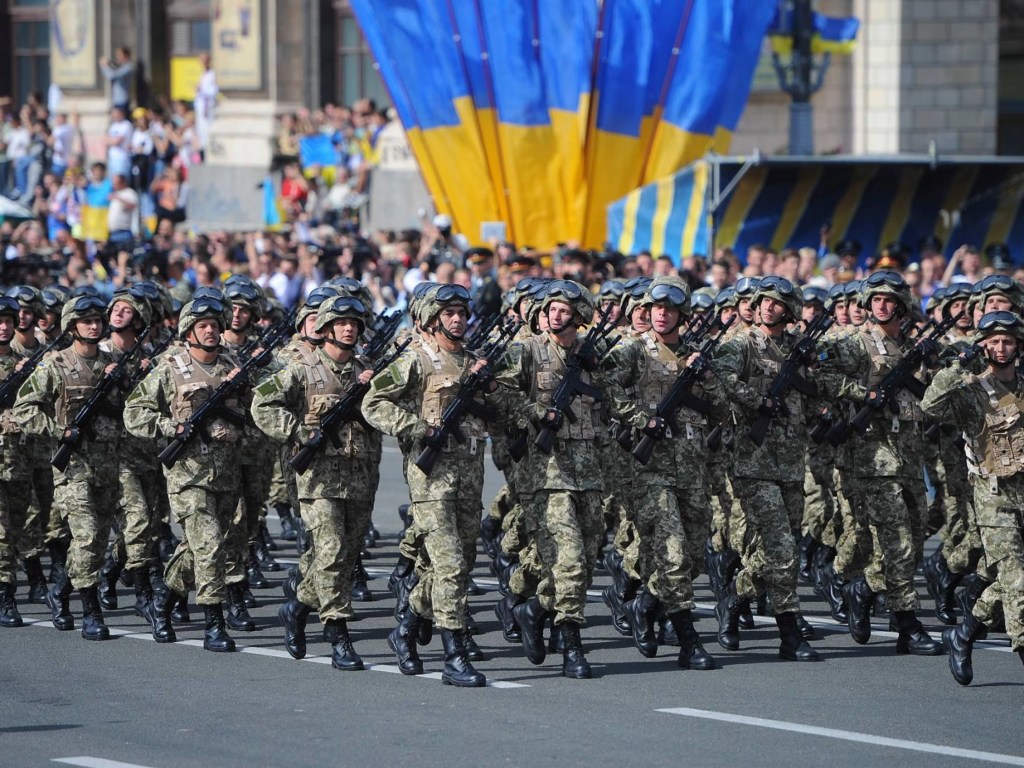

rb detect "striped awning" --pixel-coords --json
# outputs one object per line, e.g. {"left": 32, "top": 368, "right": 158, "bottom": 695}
{"left": 607, "top": 156, "right": 1024, "bottom": 263}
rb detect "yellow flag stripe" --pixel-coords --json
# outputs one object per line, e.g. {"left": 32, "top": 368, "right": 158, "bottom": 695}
{"left": 770, "top": 166, "right": 823, "bottom": 252}
{"left": 716, "top": 165, "right": 768, "bottom": 248}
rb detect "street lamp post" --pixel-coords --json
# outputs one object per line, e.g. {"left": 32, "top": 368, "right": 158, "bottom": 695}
{"left": 772, "top": 0, "right": 831, "bottom": 155}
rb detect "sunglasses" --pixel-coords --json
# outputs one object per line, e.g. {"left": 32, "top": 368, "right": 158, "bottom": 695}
{"left": 41, "top": 290, "right": 66, "bottom": 309}
{"left": 842, "top": 281, "right": 863, "bottom": 297}
{"left": 977, "top": 310, "right": 1022, "bottom": 332}
{"left": 863, "top": 270, "right": 905, "bottom": 289}
{"left": 436, "top": 284, "right": 471, "bottom": 302}
{"left": 648, "top": 283, "right": 687, "bottom": 305}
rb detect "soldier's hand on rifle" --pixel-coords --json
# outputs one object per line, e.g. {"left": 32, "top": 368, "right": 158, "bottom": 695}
{"left": 541, "top": 407, "right": 564, "bottom": 432}
{"left": 103, "top": 362, "right": 120, "bottom": 378}
{"left": 863, "top": 389, "right": 885, "bottom": 409}
{"left": 643, "top": 416, "right": 667, "bottom": 439}
{"left": 14, "top": 358, "right": 27, "bottom": 372}
{"left": 758, "top": 396, "right": 778, "bottom": 415}
{"left": 685, "top": 351, "right": 712, "bottom": 379}
{"left": 226, "top": 367, "right": 243, "bottom": 382}
{"left": 918, "top": 337, "right": 939, "bottom": 362}
{"left": 357, "top": 369, "right": 374, "bottom": 385}
{"left": 470, "top": 359, "right": 497, "bottom": 392}
{"left": 61, "top": 426, "right": 79, "bottom": 443}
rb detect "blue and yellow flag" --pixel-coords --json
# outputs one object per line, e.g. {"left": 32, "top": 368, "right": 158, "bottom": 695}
{"left": 351, "top": 0, "right": 775, "bottom": 248}
{"left": 768, "top": 9, "right": 860, "bottom": 56}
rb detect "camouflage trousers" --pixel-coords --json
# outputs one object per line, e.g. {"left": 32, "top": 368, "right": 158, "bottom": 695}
{"left": 533, "top": 489, "right": 604, "bottom": 625}
{"left": 407, "top": 498, "right": 478, "bottom": 630}
{"left": 111, "top": 465, "right": 163, "bottom": 571}
{"left": 0, "top": 469, "right": 32, "bottom": 584}
{"left": 835, "top": 471, "right": 870, "bottom": 575}
{"left": 54, "top": 453, "right": 119, "bottom": 590}
{"left": 803, "top": 448, "right": 837, "bottom": 544}
{"left": 970, "top": 479, "right": 1024, "bottom": 651}
{"left": 945, "top": 494, "right": 984, "bottom": 576}
{"left": 708, "top": 460, "right": 742, "bottom": 554}
{"left": 733, "top": 479, "right": 802, "bottom": 615}
{"left": 26, "top": 437, "right": 58, "bottom": 551}
{"left": 296, "top": 496, "right": 373, "bottom": 621}
{"left": 240, "top": 459, "right": 272, "bottom": 544}
{"left": 164, "top": 487, "right": 244, "bottom": 605}
{"left": 630, "top": 481, "right": 710, "bottom": 614}
{"left": 858, "top": 477, "right": 926, "bottom": 613}
{"left": 266, "top": 445, "right": 298, "bottom": 510}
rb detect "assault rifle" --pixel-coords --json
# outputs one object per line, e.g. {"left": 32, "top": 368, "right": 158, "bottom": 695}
{"left": 363, "top": 309, "right": 404, "bottom": 353}
{"left": 0, "top": 333, "right": 70, "bottom": 410}
{"left": 124, "top": 331, "right": 176, "bottom": 391}
{"left": 51, "top": 327, "right": 149, "bottom": 471}
{"left": 534, "top": 306, "right": 620, "bottom": 455}
{"left": 465, "top": 311, "right": 502, "bottom": 352}
{"left": 414, "top": 318, "right": 522, "bottom": 475}
{"left": 629, "top": 315, "right": 734, "bottom": 466}
{"left": 747, "top": 312, "right": 833, "bottom": 447}
{"left": 157, "top": 343, "right": 277, "bottom": 469}
{"left": 290, "top": 337, "right": 411, "bottom": 474}
{"left": 238, "top": 307, "right": 297, "bottom": 362}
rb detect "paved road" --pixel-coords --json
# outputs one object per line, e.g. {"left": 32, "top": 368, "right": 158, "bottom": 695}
{"left": 2, "top": 441, "right": 1023, "bottom": 768}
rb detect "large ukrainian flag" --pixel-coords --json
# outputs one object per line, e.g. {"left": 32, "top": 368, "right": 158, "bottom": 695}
{"left": 350, "top": 0, "right": 775, "bottom": 248}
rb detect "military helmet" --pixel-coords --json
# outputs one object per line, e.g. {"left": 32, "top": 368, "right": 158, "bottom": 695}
{"left": 151, "top": 281, "right": 175, "bottom": 323}
{"left": 60, "top": 294, "right": 108, "bottom": 334}
{"left": 860, "top": 270, "right": 912, "bottom": 315}
{"left": 192, "top": 286, "right": 232, "bottom": 327}
{"left": 0, "top": 295, "right": 21, "bottom": 320}
{"left": 622, "top": 276, "right": 653, "bottom": 317}
{"left": 752, "top": 276, "right": 801, "bottom": 320}
{"left": 734, "top": 276, "right": 761, "bottom": 299}
{"left": 224, "top": 276, "right": 264, "bottom": 318}
{"left": 925, "top": 286, "right": 946, "bottom": 314}
{"left": 974, "top": 310, "right": 1024, "bottom": 343}
{"left": 108, "top": 284, "right": 153, "bottom": 328}
{"left": 540, "top": 280, "right": 593, "bottom": 326}
{"left": 314, "top": 295, "right": 368, "bottom": 334}
{"left": 178, "top": 296, "right": 228, "bottom": 338}
{"left": 7, "top": 285, "right": 44, "bottom": 320}
{"left": 801, "top": 285, "right": 828, "bottom": 307}
{"left": 328, "top": 275, "right": 374, "bottom": 320}
{"left": 297, "top": 285, "right": 342, "bottom": 332}
{"left": 422, "top": 283, "right": 472, "bottom": 328}
{"left": 513, "top": 277, "right": 545, "bottom": 312}
{"left": 42, "top": 285, "right": 72, "bottom": 316}
{"left": 641, "top": 276, "right": 691, "bottom": 314}
{"left": 972, "top": 274, "right": 1024, "bottom": 314}
{"left": 598, "top": 279, "right": 626, "bottom": 305}
{"left": 72, "top": 285, "right": 102, "bottom": 299}
{"left": 716, "top": 286, "right": 737, "bottom": 309}
{"left": 939, "top": 282, "right": 973, "bottom": 319}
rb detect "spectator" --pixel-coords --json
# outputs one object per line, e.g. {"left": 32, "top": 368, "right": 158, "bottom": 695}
{"left": 6, "top": 116, "right": 31, "bottom": 198}
{"left": 944, "top": 244, "right": 984, "bottom": 284}
{"left": 49, "top": 112, "right": 76, "bottom": 178}
{"left": 105, "top": 107, "right": 133, "bottom": 179}
{"left": 107, "top": 173, "right": 138, "bottom": 246}
{"left": 280, "top": 162, "right": 309, "bottom": 220}
{"left": 151, "top": 166, "right": 188, "bottom": 227}
{"left": 129, "top": 108, "right": 155, "bottom": 192}
{"left": 99, "top": 47, "right": 135, "bottom": 113}
{"left": 194, "top": 52, "right": 218, "bottom": 158}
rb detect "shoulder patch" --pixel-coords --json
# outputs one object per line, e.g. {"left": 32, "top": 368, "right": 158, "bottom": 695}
{"left": 254, "top": 377, "right": 280, "bottom": 397}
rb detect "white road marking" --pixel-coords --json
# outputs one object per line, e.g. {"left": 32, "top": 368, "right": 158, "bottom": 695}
{"left": 52, "top": 758, "right": 159, "bottom": 768}
{"left": 656, "top": 708, "right": 1024, "bottom": 766}
{"left": 23, "top": 618, "right": 527, "bottom": 688}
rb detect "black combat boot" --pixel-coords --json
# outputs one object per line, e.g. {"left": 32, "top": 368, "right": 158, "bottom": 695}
{"left": 494, "top": 592, "right": 522, "bottom": 642}
{"left": 843, "top": 575, "right": 873, "bottom": 644}
{"left": 282, "top": 566, "right": 299, "bottom": 601}
{"left": 658, "top": 610, "right": 679, "bottom": 647}
{"left": 147, "top": 590, "right": 177, "bottom": 643}
{"left": 799, "top": 534, "right": 818, "bottom": 584}
{"left": 893, "top": 610, "right": 944, "bottom": 656}
{"left": 776, "top": 612, "right": 821, "bottom": 661}
{"left": 47, "top": 539, "right": 69, "bottom": 583}
{"left": 258, "top": 523, "right": 282, "bottom": 568}
{"left": 170, "top": 592, "right": 191, "bottom": 623}
{"left": 394, "top": 571, "right": 418, "bottom": 622}
{"left": 440, "top": 629, "right": 486, "bottom": 687}
{"left": 294, "top": 518, "right": 311, "bottom": 556}
{"left": 278, "top": 598, "right": 311, "bottom": 659}
{"left": 794, "top": 612, "right": 817, "bottom": 641}
{"left": 0, "top": 583, "right": 23, "bottom": 628}
{"left": 131, "top": 567, "right": 154, "bottom": 618}
{"left": 463, "top": 627, "right": 487, "bottom": 662}
{"left": 737, "top": 597, "right": 756, "bottom": 630}
{"left": 704, "top": 537, "right": 723, "bottom": 600}
{"left": 149, "top": 562, "right": 168, "bottom": 597}
{"left": 512, "top": 596, "right": 549, "bottom": 665}
{"left": 417, "top": 616, "right": 433, "bottom": 646}
{"left": 23, "top": 556, "right": 47, "bottom": 604}
{"left": 203, "top": 604, "right": 236, "bottom": 652}
{"left": 715, "top": 586, "right": 742, "bottom": 651}
{"left": 275, "top": 503, "right": 298, "bottom": 542}
{"left": 823, "top": 558, "right": 848, "bottom": 623}
{"left": 387, "top": 554, "right": 414, "bottom": 596}
{"left": 463, "top": 606, "right": 478, "bottom": 635}
{"left": 547, "top": 614, "right": 564, "bottom": 654}
{"left": 397, "top": 503, "right": 411, "bottom": 533}
{"left": 246, "top": 545, "right": 271, "bottom": 588}
{"left": 628, "top": 589, "right": 659, "bottom": 658}
{"left": 943, "top": 607, "right": 985, "bottom": 685}
{"left": 670, "top": 610, "right": 715, "bottom": 670}
{"left": 387, "top": 609, "right": 423, "bottom": 675}
{"left": 329, "top": 619, "right": 364, "bottom": 671}
{"left": 492, "top": 551, "right": 514, "bottom": 596}
{"left": 480, "top": 516, "right": 501, "bottom": 560}
{"left": 603, "top": 551, "right": 637, "bottom": 636}
{"left": 924, "top": 547, "right": 960, "bottom": 626}
{"left": 79, "top": 586, "right": 110, "bottom": 641}
{"left": 351, "top": 555, "right": 373, "bottom": 602}
{"left": 98, "top": 552, "right": 124, "bottom": 610}
{"left": 560, "top": 621, "right": 592, "bottom": 679}
{"left": 226, "top": 583, "right": 256, "bottom": 632}
{"left": 239, "top": 578, "right": 257, "bottom": 608}
{"left": 45, "top": 571, "right": 74, "bottom": 631}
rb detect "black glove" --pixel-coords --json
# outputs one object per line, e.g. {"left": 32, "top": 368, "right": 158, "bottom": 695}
{"left": 863, "top": 389, "right": 885, "bottom": 409}
{"left": 541, "top": 407, "right": 564, "bottom": 432}
{"left": 757, "top": 396, "right": 777, "bottom": 416}
{"left": 917, "top": 337, "right": 939, "bottom": 359}
{"left": 642, "top": 416, "right": 667, "bottom": 440}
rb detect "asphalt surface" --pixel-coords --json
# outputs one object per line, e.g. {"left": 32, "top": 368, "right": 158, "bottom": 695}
{"left": 2, "top": 440, "right": 1023, "bottom": 768}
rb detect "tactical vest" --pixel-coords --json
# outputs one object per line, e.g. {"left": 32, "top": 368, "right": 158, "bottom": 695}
{"left": 166, "top": 352, "right": 241, "bottom": 442}
{"left": 638, "top": 332, "right": 705, "bottom": 438}
{"left": 416, "top": 340, "right": 488, "bottom": 445}
{"left": 964, "top": 373, "right": 1024, "bottom": 490}
{"left": 857, "top": 327, "right": 923, "bottom": 429}
{"left": 300, "top": 351, "right": 371, "bottom": 457}
{"left": 52, "top": 347, "right": 120, "bottom": 442}
{"left": 527, "top": 334, "right": 598, "bottom": 441}
{"left": 744, "top": 328, "right": 803, "bottom": 434}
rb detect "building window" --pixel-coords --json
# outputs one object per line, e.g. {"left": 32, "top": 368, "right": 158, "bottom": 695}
{"left": 11, "top": 15, "right": 49, "bottom": 105}
{"left": 171, "top": 18, "right": 213, "bottom": 57}
{"left": 336, "top": 12, "right": 388, "bottom": 108}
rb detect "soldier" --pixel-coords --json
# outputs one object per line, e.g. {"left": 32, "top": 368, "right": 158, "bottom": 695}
{"left": 495, "top": 280, "right": 608, "bottom": 679}
{"left": 14, "top": 294, "right": 122, "bottom": 641}
{"left": 252, "top": 295, "right": 378, "bottom": 670}
{"left": 0, "top": 296, "right": 37, "bottom": 627}
{"left": 818, "top": 271, "right": 944, "bottom": 655}
{"left": 733, "top": 276, "right": 761, "bottom": 331}
{"left": 921, "top": 310, "right": 1024, "bottom": 683}
{"left": 713, "top": 276, "right": 820, "bottom": 661}
{"left": 608, "top": 276, "right": 726, "bottom": 669}
{"left": 123, "top": 297, "right": 244, "bottom": 652}
{"left": 362, "top": 283, "right": 490, "bottom": 687}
